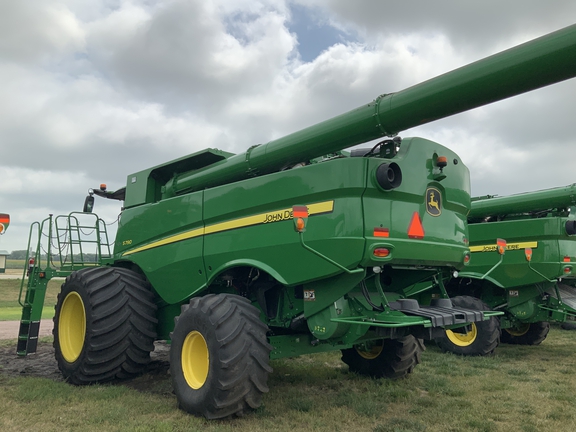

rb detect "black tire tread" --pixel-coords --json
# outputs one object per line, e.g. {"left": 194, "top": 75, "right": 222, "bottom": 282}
{"left": 435, "top": 295, "right": 500, "bottom": 356}
{"left": 501, "top": 321, "right": 550, "bottom": 345}
{"left": 341, "top": 335, "right": 423, "bottom": 380}
{"left": 53, "top": 267, "right": 158, "bottom": 384}
{"left": 171, "top": 294, "right": 272, "bottom": 419}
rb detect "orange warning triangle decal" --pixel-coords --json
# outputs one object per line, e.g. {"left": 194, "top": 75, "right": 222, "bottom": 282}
{"left": 408, "top": 212, "right": 425, "bottom": 239}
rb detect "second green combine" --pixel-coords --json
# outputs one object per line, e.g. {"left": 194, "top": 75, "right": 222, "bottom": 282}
{"left": 437, "top": 184, "right": 576, "bottom": 356}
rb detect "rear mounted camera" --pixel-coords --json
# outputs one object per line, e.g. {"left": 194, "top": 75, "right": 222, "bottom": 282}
{"left": 375, "top": 162, "right": 402, "bottom": 190}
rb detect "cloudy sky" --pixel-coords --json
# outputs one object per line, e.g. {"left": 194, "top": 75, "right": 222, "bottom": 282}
{"left": 1, "top": 0, "right": 575, "bottom": 253}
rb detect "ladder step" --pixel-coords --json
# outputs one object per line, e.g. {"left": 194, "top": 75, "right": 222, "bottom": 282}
{"left": 16, "top": 321, "right": 41, "bottom": 356}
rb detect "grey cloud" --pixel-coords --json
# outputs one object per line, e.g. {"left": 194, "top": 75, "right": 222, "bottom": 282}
{"left": 0, "top": 2, "right": 84, "bottom": 64}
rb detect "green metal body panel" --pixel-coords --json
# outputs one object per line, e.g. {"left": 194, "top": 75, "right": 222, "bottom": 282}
{"left": 449, "top": 185, "right": 576, "bottom": 329}
{"left": 117, "top": 138, "right": 470, "bottom": 306}
{"left": 123, "top": 148, "right": 234, "bottom": 208}
{"left": 115, "top": 137, "right": 474, "bottom": 343}
{"left": 466, "top": 218, "right": 574, "bottom": 286}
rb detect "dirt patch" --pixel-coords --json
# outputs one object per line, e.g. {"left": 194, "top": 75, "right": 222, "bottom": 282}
{"left": 0, "top": 341, "right": 64, "bottom": 381}
{"left": 0, "top": 340, "right": 172, "bottom": 389}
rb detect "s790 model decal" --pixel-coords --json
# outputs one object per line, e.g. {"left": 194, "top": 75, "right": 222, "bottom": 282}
{"left": 122, "top": 200, "right": 334, "bottom": 256}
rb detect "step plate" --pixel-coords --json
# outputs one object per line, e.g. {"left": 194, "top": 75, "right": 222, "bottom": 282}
{"left": 389, "top": 301, "right": 485, "bottom": 327}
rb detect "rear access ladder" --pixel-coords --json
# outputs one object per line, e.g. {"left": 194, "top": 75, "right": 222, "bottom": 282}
{"left": 17, "top": 212, "right": 113, "bottom": 355}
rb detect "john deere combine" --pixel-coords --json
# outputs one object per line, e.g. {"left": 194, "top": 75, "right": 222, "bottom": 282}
{"left": 17, "top": 25, "right": 576, "bottom": 418}
{"left": 437, "top": 184, "right": 576, "bottom": 356}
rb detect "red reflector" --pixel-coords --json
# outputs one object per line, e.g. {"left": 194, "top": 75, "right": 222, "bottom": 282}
{"left": 292, "top": 205, "right": 309, "bottom": 218}
{"left": 564, "top": 266, "right": 572, "bottom": 274}
{"left": 564, "top": 256, "right": 571, "bottom": 263}
{"left": 374, "top": 227, "right": 389, "bottom": 238}
{"left": 407, "top": 212, "right": 425, "bottom": 239}
{"left": 497, "top": 238, "right": 506, "bottom": 255}
{"left": 464, "top": 254, "right": 470, "bottom": 264}
{"left": 374, "top": 248, "right": 390, "bottom": 257}
{"left": 296, "top": 218, "right": 305, "bottom": 232}
{"left": 525, "top": 248, "right": 533, "bottom": 262}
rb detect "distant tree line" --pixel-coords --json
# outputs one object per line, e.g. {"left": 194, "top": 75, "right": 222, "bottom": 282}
{"left": 8, "top": 250, "right": 28, "bottom": 259}
{"left": 8, "top": 250, "right": 98, "bottom": 262}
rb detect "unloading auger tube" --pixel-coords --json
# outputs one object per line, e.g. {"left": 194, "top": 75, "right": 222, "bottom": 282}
{"left": 161, "top": 24, "right": 576, "bottom": 197}
{"left": 469, "top": 184, "right": 576, "bottom": 219}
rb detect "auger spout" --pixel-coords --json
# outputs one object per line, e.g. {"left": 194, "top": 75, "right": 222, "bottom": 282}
{"left": 156, "top": 25, "right": 576, "bottom": 197}
{"left": 469, "top": 184, "right": 576, "bottom": 219}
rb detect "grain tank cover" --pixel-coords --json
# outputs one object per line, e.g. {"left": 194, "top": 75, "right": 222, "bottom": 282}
{"left": 124, "top": 148, "right": 235, "bottom": 208}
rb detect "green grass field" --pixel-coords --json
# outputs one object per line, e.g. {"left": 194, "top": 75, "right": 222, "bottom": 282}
{"left": 2, "top": 275, "right": 576, "bottom": 431}
{"left": 0, "top": 279, "right": 59, "bottom": 321}
{"left": 1, "top": 328, "right": 576, "bottom": 431}
{"left": 5, "top": 259, "right": 25, "bottom": 270}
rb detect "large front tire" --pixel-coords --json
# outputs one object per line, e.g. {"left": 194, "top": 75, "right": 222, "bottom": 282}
{"left": 501, "top": 321, "right": 550, "bottom": 345}
{"left": 341, "top": 335, "right": 423, "bottom": 379}
{"left": 53, "top": 267, "right": 158, "bottom": 384}
{"left": 170, "top": 294, "right": 273, "bottom": 419}
{"left": 435, "top": 296, "right": 500, "bottom": 356}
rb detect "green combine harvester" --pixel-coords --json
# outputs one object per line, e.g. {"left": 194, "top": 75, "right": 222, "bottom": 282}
{"left": 437, "top": 184, "right": 576, "bottom": 356}
{"left": 17, "top": 25, "right": 576, "bottom": 419}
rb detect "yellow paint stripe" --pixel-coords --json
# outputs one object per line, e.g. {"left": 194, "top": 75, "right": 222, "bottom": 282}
{"left": 122, "top": 200, "right": 334, "bottom": 256}
{"left": 470, "top": 241, "right": 538, "bottom": 253}
{"left": 124, "top": 227, "right": 205, "bottom": 255}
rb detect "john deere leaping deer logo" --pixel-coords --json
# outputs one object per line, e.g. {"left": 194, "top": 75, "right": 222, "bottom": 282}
{"left": 426, "top": 188, "right": 442, "bottom": 216}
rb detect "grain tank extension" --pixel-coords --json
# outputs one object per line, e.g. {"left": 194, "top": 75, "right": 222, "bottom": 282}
{"left": 18, "top": 25, "right": 576, "bottom": 419}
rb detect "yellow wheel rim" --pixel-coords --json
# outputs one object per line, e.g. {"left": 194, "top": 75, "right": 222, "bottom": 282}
{"left": 356, "top": 342, "right": 384, "bottom": 360}
{"left": 446, "top": 323, "right": 478, "bottom": 347}
{"left": 59, "top": 292, "right": 86, "bottom": 363}
{"left": 182, "top": 331, "right": 209, "bottom": 389}
{"left": 505, "top": 324, "right": 530, "bottom": 337}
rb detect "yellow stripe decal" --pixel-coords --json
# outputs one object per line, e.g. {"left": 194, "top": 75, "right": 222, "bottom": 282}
{"left": 124, "top": 227, "right": 205, "bottom": 256}
{"left": 122, "top": 200, "right": 334, "bottom": 256}
{"left": 470, "top": 241, "right": 538, "bottom": 253}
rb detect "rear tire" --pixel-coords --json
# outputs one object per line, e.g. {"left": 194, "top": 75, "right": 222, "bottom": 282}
{"left": 561, "top": 322, "right": 576, "bottom": 330}
{"left": 170, "top": 294, "right": 273, "bottom": 419}
{"left": 435, "top": 296, "right": 500, "bottom": 356}
{"left": 341, "top": 335, "right": 424, "bottom": 379}
{"left": 53, "top": 267, "right": 157, "bottom": 384}
{"left": 501, "top": 321, "right": 550, "bottom": 345}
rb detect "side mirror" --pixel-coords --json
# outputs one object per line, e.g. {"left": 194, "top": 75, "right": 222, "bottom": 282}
{"left": 83, "top": 195, "right": 95, "bottom": 213}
